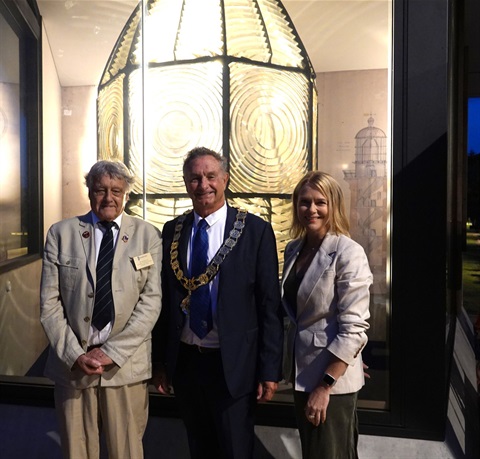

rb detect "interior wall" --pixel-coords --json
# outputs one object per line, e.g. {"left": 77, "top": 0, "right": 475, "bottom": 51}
{"left": 317, "top": 69, "right": 388, "bottom": 194}
{"left": 43, "top": 28, "right": 97, "bottom": 221}
{"left": 61, "top": 86, "right": 97, "bottom": 218}
{"left": 42, "top": 23, "right": 63, "bottom": 237}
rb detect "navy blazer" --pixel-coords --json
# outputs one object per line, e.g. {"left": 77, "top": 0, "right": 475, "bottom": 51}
{"left": 155, "top": 205, "right": 284, "bottom": 398}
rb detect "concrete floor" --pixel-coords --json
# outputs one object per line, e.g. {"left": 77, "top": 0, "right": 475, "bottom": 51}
{"left": 1, "top": 311, "right": 477, "bottom": 458}
{"left": 4, "top": 314, "right": 480, "bottom": 459}
{"left": 0, "top": 402, "right": 457, "bottom": 459}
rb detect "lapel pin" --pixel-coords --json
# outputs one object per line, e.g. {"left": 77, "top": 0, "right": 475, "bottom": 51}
{"left": 82, "top": 231, "right": 90, "bottom": 239}
{"left": 122, "top": 234, "right": 129, "bottom": 243}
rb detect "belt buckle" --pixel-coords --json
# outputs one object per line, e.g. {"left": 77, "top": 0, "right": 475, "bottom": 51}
{"left": 197, "top": 345, "right": 206, "bottom": 353}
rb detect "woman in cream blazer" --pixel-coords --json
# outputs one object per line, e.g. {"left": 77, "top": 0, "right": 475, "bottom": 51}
{"left": 281, "top": 171, "right": 372, "bottom": 459}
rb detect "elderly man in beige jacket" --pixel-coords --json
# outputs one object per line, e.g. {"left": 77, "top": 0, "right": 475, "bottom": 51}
{"left": 40, "top": 160, "right": 162, "bottom": 459}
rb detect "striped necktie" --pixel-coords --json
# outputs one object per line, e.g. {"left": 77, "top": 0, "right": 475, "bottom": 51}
{"left": 92, "top": 221, "right": 115, "bottom": 330}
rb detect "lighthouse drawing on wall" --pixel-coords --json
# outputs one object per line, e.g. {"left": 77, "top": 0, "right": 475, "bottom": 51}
{"left": 344, "top": 116, "right": 388, "bottom": 340}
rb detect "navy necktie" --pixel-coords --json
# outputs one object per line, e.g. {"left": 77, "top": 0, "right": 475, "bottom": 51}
{"left": 189, "top": 219, "right": 213, "bottom": 339}
{"left": 93, "top": 221, "right": 115, "bottom": 330}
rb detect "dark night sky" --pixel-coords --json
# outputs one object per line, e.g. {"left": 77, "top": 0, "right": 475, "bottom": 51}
{"left": 468, "top": 97, "right": 480, "bottom": 154}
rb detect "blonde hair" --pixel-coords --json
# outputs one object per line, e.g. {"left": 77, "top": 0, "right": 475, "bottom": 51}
{"left": 290, "top": 171, "right": 350, "bottom": 239}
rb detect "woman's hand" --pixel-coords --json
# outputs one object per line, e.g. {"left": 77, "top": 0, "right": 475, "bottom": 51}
{"left": 304, "top": 385, "right": 331, "bottom": 426}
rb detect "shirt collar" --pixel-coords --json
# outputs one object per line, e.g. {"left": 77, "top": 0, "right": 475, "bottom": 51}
{"left": 91, "top": 211, "right": 123, "bottom": 229}
{"left": 193, "top": 202, "right": 227, "bottom": 229}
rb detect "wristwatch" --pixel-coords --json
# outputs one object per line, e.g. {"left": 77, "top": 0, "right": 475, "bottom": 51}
{"left": 322, "top": 373, "right": 337, "bottom": 387}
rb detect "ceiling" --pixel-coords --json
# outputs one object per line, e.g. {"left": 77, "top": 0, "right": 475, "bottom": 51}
{"left": 38, "top": 0, "right": 390, "bottom": 87}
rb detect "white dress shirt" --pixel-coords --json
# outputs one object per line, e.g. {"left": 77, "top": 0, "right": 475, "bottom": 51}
{"left": 88, "top": 212, "right": 123, "bottom": 346}
{"left": 180, "top": 202, "right": 227, "bottom": 348}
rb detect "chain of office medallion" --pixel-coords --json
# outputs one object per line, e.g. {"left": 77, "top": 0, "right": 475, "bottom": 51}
{"left": 170, "top": 208, "right": 247, "bottom": 293}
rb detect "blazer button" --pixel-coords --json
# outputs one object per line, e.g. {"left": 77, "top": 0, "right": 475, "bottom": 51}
{"left": 84, "top": 317, "right": 90, "bottom": 323}
{"left": 88, "top": 292, "right": 94, "bottom": 298}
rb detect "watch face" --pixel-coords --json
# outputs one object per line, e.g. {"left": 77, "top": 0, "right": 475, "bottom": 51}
{"left": 323, "top": 373, "right": 336, "bottom": 386}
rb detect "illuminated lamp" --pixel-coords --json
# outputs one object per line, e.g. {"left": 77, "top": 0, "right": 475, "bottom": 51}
{"left": 97, "top": 0, "right": 317, "bottom": 262}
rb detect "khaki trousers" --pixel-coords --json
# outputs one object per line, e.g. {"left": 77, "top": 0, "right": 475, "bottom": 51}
{"left": 54, "top": 381, "right": 148, "bottom": 459}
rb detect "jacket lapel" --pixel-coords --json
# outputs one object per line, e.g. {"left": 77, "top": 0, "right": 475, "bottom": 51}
{"left": 215, "top": 205, "right": 237, "bottom": 305}
{"left": 114, "top": 213, "right": 134, "bottom": 262}
{"left": 79, "top": 212, "right": 96, "bottom": 281}
{"left": 180, "top": 212, "right": 194, "bottom": 275}
{"left": 296, "top": 233, "right": 339, "bottom": 318}
{"left": 281, "top": 239, "right": 303, "bottom": 321}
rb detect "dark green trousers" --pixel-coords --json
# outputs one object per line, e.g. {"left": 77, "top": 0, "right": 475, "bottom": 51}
{"left": 294, "top": 390, "right": 359, "bottom": 459}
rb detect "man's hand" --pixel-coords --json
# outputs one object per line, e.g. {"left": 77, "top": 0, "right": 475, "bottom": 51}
{"left": 87, "top": 347, "right": 114, "bottom": 366}
{"left": 75, "top": 354, "right": 104, "bottom": 376}
{"left": 256, "top": 381, "right": 278, "bottom": 403}
{"left": 151, "top": 365, "right": 171, "bottom": 395}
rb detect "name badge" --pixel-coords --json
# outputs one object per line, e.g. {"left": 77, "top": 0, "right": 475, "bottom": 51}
{"left": 132, "top": 253, "right": 154, "bottom": 270}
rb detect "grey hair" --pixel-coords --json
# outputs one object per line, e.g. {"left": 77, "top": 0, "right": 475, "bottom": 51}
{"left": 85, "top": 160, "right": 135, "bottom": 193}
{"left": 183, "top": 147, "right": 228, "bottom": 176}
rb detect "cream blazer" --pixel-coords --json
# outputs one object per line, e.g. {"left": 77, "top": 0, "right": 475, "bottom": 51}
{"left": 281, "top": 233, "right": 372, "bottom": 394}
{"left": 40, "top": 212, "right": 162, "bottom": 388}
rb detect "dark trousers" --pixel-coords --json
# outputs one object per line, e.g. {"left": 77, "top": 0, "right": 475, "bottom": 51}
{"left": 173, "top": 343, "right": 256, "bottom": 459}
{"left": 294, "top": 390, "right": 359, "bottom": 459}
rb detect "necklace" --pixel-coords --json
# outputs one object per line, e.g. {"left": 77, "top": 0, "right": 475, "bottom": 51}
{"left": 302, "top": 238, "right": 324, "bottom": 253}
{"left": 170, "top": 208, "right": 247, "bottom": 314}
{"left": 297, "top": 237, "right": 324, "bottom": 276}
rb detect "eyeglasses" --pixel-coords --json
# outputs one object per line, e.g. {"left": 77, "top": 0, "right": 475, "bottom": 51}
{"left": 92, "top": 188, "right": 125, "bottom": 198}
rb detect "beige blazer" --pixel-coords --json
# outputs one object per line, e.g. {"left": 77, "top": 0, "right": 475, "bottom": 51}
{"left": 40, "top": 212, "right": 162, "bottom": 388}
{"left": 281, "top": 233, "right": 372, "bottom": 394}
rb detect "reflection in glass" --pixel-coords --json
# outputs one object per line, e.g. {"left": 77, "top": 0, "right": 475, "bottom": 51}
{"left": 344, "top": 117, "right": 388, "bottom": 407}
{"left": 0, "top": 14, "right": 24, "bottom": 262}
{"left": 0, "top": 7, "right": 46, "bottom": 382}
{"left": 97, "top": 0, "right": 317, "bottom": 268}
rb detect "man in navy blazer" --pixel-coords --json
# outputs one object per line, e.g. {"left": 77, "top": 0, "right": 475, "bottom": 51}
{"left": 153, "top": 147, "right": 283, "bottom": 459}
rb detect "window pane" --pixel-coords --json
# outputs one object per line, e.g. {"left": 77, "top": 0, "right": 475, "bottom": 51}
{"left": 33, "top": 0, "right": 392, "bottom": 413}
{"left": 300, "top": 2, "right": 392, "bottom": 410}
{"left": 0, "top": 13, "right": 25, "bottom": 262}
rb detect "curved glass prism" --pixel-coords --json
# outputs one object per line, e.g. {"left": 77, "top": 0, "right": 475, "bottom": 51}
{"left": 97, "top": 0, "right": 317, "bottom": 268}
